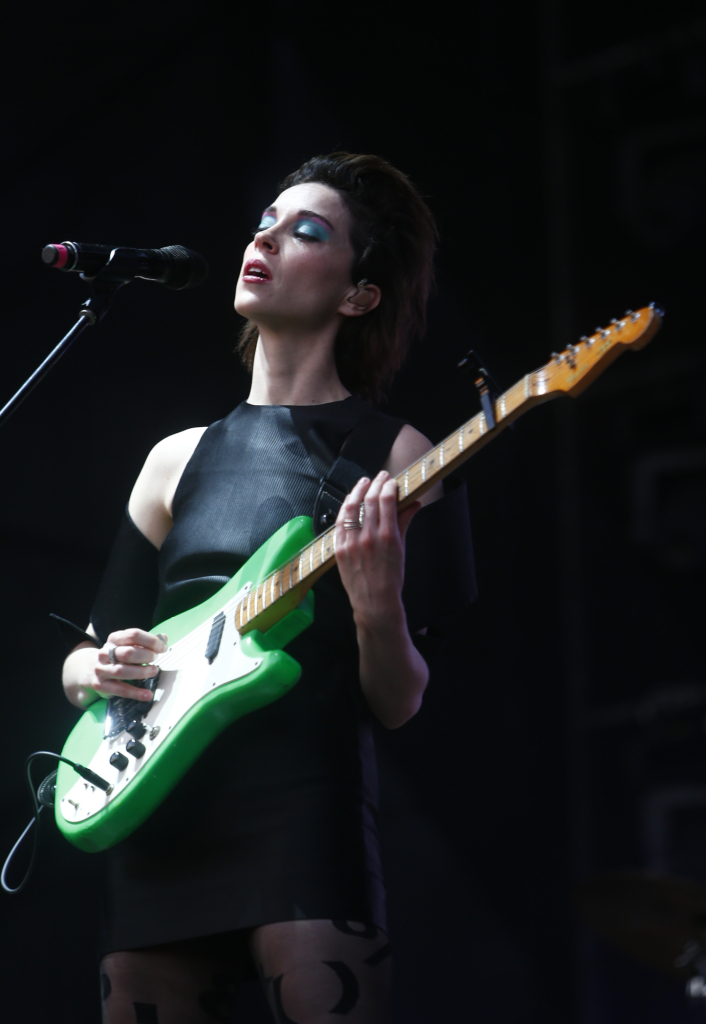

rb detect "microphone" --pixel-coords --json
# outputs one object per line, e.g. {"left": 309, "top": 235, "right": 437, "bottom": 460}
{"left": 42, "top": 241, "right": 208, "bottom": 290}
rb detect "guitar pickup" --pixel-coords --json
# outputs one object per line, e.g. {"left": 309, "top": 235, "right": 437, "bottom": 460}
{"left": 205, "top": 611, "right": 226, "bottom": 664}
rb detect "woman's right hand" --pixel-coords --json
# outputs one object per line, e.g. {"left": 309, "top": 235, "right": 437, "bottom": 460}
{"left": 62, "top": 629, "right": 168, "bottom": 709}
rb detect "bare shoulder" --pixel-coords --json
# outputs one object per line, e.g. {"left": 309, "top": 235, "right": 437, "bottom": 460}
{"left": 128, "top": 426, "right": 208, "bottom": 549}
{"left": 383, "top": 424, "right": 443, "bottom": 506}
{"left": 142, "top": 427, "right": 208, "bottom": 479}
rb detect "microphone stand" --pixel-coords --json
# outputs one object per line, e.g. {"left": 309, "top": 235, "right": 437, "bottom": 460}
{"left": 0, "top": 274, "right": 124, "bottom": 429}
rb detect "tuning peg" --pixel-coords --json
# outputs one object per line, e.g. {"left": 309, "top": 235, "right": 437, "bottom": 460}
{"left": 596, "top": 327, "right": 610, "bottom": 340}
{"left": 581, "top": 334, "right": 594, "bottom": 347}
{"left": 551, "top": 351, "right": 562, "bottom": 364}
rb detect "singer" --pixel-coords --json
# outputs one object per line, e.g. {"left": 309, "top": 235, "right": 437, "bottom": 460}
{"left": 60, "top": 153, "right": 474, "bottom": 1023}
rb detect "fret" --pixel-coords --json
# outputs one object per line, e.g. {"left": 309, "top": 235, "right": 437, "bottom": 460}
{"left": 440, "top": 441, "right": 444, "bottom": 468}
{"left": 459, "top": 428, "right": 464, "bottom": 452}
{"left": 404, "top": 468, "right": 409, "bottom": 496}
{"left": 421, "top": 455, "right": 426, "bottom": 483}
{"left": 298, "top": 552, "right": 304, "bottom": 582}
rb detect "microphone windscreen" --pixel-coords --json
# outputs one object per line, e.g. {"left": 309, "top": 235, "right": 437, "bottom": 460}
{"left": 161, "top": 246, "right": 209, "bottom": 289}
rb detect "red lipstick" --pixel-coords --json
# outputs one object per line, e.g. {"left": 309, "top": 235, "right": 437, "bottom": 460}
{"left": 242, "top": 259, "right": 272, "bottom": 283}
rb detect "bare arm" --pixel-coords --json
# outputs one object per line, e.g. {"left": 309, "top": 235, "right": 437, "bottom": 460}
{"left": 335, "top": 425, "right": 443, "bottom": 729}
{"left": 61, "top": 427, "right": 206, "bottom": 710}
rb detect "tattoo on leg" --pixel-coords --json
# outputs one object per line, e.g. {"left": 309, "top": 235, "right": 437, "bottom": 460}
{"left": 198, "top": 972, "right": 239, "bottom": 1022}
{"left": 272, "top": 975, "right": 298, "bottom": 1024}
{"left": 133, "top": 1003, "right": 159, "bottom": 1024}
{"left": 323, "top": 961, "right": 360, "bottom": 1015}
{"left": 100, "top": 972, "right": 112, "bottom": 1001}
{"left": 363, "top": 943, "right": 391, "bottom": 967}
{"left": 331, "top": 921, "right": 378, "bottom": 940}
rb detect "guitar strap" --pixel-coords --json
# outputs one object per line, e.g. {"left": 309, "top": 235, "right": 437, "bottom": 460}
{"left": 312, "top": 408, "right": 407, "bottom": 534}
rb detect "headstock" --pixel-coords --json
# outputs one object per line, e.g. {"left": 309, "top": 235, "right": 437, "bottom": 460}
{"left": 537, "top": 304, "right": 663, "bottom": 399}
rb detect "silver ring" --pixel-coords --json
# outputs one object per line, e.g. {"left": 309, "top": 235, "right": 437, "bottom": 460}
{"left": 107, "top": 644, "right": 119, "bottom": 665}
{"left": 343, "top": 520, "right": 362, "bottom": 531}
{"left": 359, "top": 502, "right": 365, "bottom": 526}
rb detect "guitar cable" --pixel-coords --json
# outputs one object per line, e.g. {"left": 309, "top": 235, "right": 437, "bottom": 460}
{"left": 2, "top": 751, "right": 110, "bottom": 895}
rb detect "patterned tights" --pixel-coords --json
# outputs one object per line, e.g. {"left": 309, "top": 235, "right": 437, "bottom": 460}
{"left": 100, "top": 920, "right": 392, "bottom": 1024}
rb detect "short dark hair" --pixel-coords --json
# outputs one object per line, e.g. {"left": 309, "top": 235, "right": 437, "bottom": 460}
{"left": 236, "top": 152, "right": 438, "bottom": 403}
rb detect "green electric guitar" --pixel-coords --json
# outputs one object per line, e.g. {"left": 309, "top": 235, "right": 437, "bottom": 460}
{"left": 56, "top": 305, "right": 663, "bottom": 851}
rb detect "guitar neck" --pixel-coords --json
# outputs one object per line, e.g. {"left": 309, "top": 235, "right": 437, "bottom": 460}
{"left": 235, "top": 303, "right": 662, "bottom": 636}
{"left": 235, "top": 370, "right": 552, "bottom": 635}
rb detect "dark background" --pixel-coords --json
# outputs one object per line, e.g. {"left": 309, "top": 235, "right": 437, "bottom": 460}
{"left": 1, "top": 2, "right": 705, "bottom": 1020}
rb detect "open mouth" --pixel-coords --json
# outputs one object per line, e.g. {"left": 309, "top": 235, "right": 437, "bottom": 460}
{"left": 243, "top": 260, "right": 271, "bottom": 282}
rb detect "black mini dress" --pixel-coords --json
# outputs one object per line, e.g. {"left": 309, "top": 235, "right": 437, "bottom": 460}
{"left": 84, "top": 397, "right": 475, "bottom": 954}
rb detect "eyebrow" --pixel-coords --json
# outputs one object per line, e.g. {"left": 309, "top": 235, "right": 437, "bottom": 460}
{"left": 262, "top": 206, "right": 335, "bottom": 232}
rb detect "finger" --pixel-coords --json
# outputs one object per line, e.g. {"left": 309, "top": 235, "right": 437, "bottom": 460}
{"left": 376, "top": 477, "right": 401, "bottom": 533}
{"left": 99, "top": 660, "right": 160, "bottom": 680}
{"left": 91, "top": 678, "right": 155, "bottom": 701}
{"left": 335, "top": 476, "right": 370, "bottom": 538}
{"left": 98, "top": 645, "right": 157, "bottom": 670}
{"left": 361, "top": 471, "right": 389, "bottom": 532}
{"left": 103, "top": 645, "right": 162, "bottom": 668}
{"left": 106, "top": 628, "right": 168, "bottom": 653}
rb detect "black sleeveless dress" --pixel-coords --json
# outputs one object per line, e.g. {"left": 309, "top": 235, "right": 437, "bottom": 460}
{"left": 99, "top": 398, "right": 398, "bottom": 952}
{"left": 85, "top": 397, "right": 476, "bottom": 954}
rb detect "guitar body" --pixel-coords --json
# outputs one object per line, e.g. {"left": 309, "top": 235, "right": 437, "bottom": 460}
{"left": 55, "top": 516, "right": 316, "bottom": 852}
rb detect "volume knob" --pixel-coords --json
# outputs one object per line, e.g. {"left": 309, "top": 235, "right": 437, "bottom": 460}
{"left": 126, "top": 740, "right": 146, "bottom": 759}
{"left": 109, "top": 752, "right": 129, "bottom": 771}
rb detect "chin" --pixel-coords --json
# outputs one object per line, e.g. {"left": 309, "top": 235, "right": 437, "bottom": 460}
{"left": 234, "top": 287, "right": 261, "bottom": 318}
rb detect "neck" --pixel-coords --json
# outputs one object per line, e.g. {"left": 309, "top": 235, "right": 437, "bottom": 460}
{"left": 246, "top": 322, "right": 351, "bottom": 407}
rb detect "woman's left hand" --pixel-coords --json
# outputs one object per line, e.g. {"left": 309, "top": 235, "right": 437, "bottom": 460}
{"left": 334, "top": 471, "right": 420, "bottom": 629}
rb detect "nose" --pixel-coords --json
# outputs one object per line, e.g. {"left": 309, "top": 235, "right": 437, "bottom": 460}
{"left": 254, "top": 226, "right": 278, "bottom": 255}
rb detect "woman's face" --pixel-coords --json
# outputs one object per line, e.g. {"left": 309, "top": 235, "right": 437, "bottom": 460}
{"left": 234, "top": 182, "right": 358, "bottom": 332}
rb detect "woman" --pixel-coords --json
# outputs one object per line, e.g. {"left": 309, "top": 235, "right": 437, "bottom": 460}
{"left": 60, "top": 153, "right": 473, "bottom": 1023}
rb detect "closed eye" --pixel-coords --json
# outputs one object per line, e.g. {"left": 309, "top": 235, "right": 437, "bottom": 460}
{"left": 293, "top": 219, "right": 329, "bottom": 242}
{"left": 253, "top": 214, "right": 277, "bottom": 235}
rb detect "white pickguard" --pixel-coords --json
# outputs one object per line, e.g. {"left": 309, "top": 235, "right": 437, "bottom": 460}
{"left": 60, "top": 583, "right": 259, "bottom": 823}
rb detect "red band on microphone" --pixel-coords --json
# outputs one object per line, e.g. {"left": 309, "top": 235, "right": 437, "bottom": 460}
{"left": 52, "top": 244, "right": 69, "bottom": 269}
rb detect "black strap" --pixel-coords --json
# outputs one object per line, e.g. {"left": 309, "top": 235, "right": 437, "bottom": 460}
{"left": 312, "top": 408, "right": 406, "bottom": 534}
{"left": 50, "top": 613, "right": 100, "bottom": 653}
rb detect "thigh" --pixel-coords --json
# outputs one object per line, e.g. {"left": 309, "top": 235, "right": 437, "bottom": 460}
{"left": 250, "top": 919, "right": 392, "bottom": 1024}
{"left": 100, "top": 933, "right": 247, "bottom": 1024}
